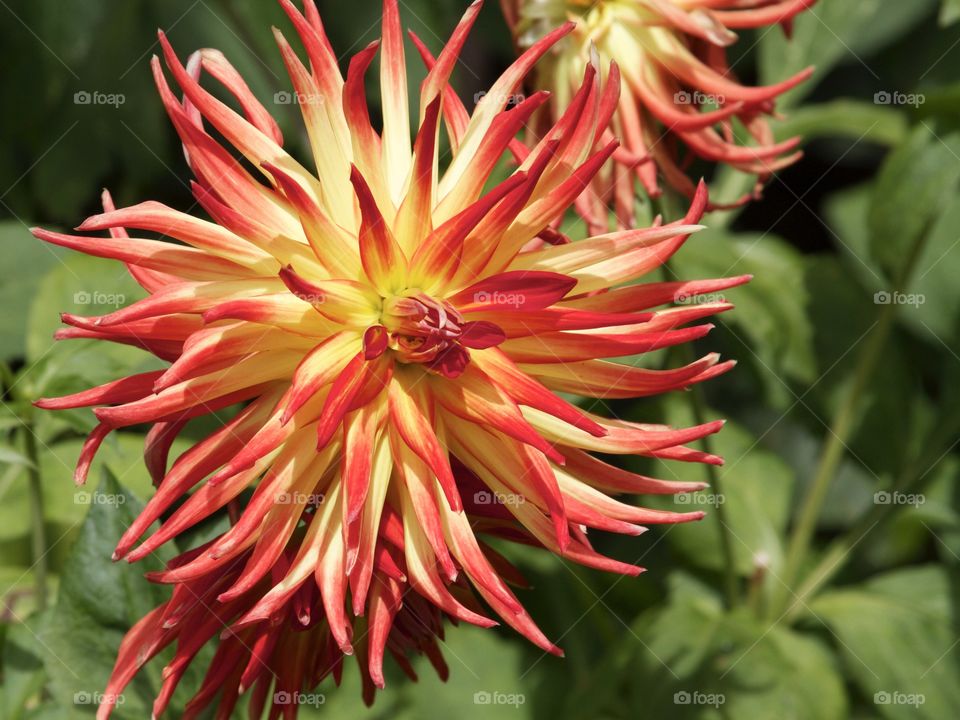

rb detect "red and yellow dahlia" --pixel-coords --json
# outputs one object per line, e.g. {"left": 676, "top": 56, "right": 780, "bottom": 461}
{"left": 34, "top": 0, "right": 748, "bottom": 716}
{"left": 501, "top": 0, "right": 816, "bottom": 225}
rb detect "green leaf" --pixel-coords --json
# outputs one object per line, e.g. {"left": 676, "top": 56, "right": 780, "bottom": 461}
{"left": 0, "top": 433, "right": 187, "bottom": 552}
{"left": 941, "top": 0, "right": 960, "bottom": 26}
{"left": 650, "top": 398, "right": 795, "bottom": 581}
{"left": 758, "top": 0, "right": 938, "bottom": 107}
{"left": 293, "top": 624, "right": 535, "bottom": 720}
{"left": 2, "top": 610, "right": 51, "bottom": 720}
{"left": 0, "top": 444, "right": 35, "bottom": 469}
{"left": 868, "top": 127, "right": 960, "bottom": 278}
{"left": 671, "top": 230, "right": 815, "bottom": 399}
{"left": 773, "top": 101, "right": 909, "bottom": 147}
{"left": 822, "top": 183, "right": 888, "bottom": 291}
{"left": 739, "top": 411, "right": 878, "bottom": 532}
{"left": 583, "top": 576, "right": 848, "bottom": 719}
{"left": 0, "top": 223, "right": 65, "bottom": 363}
{"left": 809, "top": 566, "right": 960, "bottom": 719}
{"left": 893, "top": 196, "right": 960, "bottom": 343}
{"left": 802, "top": 255, "right": 920, "bottom": 479}
{"left": 26, "top": 252, "right": 147, "bottom": 363}
{"left": 35, "top": 471, "right": 174, "bottom": 719}
{"left": 20, "top": 252, "right": 163, "bottom": 431}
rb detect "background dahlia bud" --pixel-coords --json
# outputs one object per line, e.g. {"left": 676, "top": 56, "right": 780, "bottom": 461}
{"left": 31, "top": 0, "right": 746, "bottom": 717}
{"left": 501, "top": 0, "right": 817, "bottom": 228}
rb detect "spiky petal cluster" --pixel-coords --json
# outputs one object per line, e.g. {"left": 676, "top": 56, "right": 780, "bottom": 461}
{"left": 502, "top": 0, "right": 816, "bottom": 226}
{"left": 33, "top": 0, "right": 748, "bottom": 717}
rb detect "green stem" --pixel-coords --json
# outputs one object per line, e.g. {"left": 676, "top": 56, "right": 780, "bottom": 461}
{"left": 772, "top": 233, "right": 929, "bottom": 620}
{"left": 23, "top": 420, "right": 48, "bottom": 612}
{"left": 657, "top": 192, "right": 739, "bottom": 608}
{"left": 689, "top": 380, "right": 740, "bottom": 609}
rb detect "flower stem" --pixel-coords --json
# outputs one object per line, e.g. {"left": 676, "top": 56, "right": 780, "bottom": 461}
{"left": 655, "top": 189, "right": 740, "bottom": 610}
{"left": 23, "top": 420, "right": 48, "bottom": 612}
{"left": 664, "top": 332, "right": 740, "bottom": 608}
{"left": 687, "top": 378, "right": 740, "bottom": 609}
{"left": 772, "top": 232, "right": 928, "bottom": 620}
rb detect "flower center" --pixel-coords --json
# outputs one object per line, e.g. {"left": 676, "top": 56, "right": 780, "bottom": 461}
{"left": 366, "top": 292, "right": 506, "bottom": 378}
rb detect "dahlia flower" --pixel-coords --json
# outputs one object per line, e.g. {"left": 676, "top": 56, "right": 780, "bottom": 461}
{"left": 501, "top": 0, "right": 816, "bottom": 226}
{"left": 33, "top": 0, "right": 747, "bottom": 716}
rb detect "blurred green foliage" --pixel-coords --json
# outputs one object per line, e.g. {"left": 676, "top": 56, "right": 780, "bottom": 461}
{"left": 2, "top": 0, "right": 960, "bottom": 718}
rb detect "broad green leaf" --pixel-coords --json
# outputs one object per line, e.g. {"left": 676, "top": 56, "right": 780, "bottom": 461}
{"left": 802, "top": 255, "right": 919, "bottom": 479}
{"left": 759, "top": 0, "right": 938, "bottom": 107}
{"left": 868, "top": 127, "right": 960, "bottom": 278}
{"left": 581, "top": 576, "right": 848, "bottom": 719}
{"left": 0, "top": 445, "right": 34, "bottom": 469}
{"left": 671, "top": 230, "right": 815, "bottom": 399}
{"left": 649, "top": 398, "right": 794, "bottom": 582}
{"left": 0, "top": 223, "right": 65, "bottom": 363}
{"left": 822, "top": 183, "right": 888, "bottom": 291}
{"left": 773, "top": 101, "right": 909, "bottom": 147}
{"left": 941, "top": 0, "right": 960, "bottom": 26}
{"left": 809, "top": 566, "right": 960, "bottom": 719}
{"left": 295, "top": 624, "right": 535, "bottom": 720}
{"left": 2, "top": 610, "right": 50, "bottom": 720}
{"left": 894, "top": 197, "right": 960, "bottom": 343}
{"left": 26, "top": 252, "right": 147, "bottom": 364}
{"left": 0, "top": 433, "right": 187, "bottom": 551}
{"left": 35, "top": 471, "right": 174, "bottom": 719}
{"left": 741, "top": 411, "right": 878, "bottom": 532}
{"left": 20, "top": 252, "right": 162, "bottom": 445}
